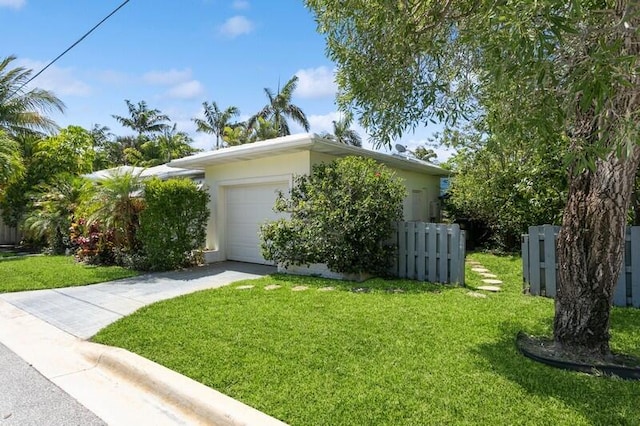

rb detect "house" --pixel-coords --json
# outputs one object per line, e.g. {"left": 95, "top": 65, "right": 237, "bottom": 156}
{"left": 169, "top": 133, "right": 451, "bottom": 265}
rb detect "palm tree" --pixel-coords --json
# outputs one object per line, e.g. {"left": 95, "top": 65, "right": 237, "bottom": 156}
{"left": 0, "top": 55, "right": 65, "bottom": 137}
{"left": 192, "top": 101, "right": 240, "bottom": 150}
{"left": 322, "top": 113, "right": 362, "bottom": 147}
{"left": 248, "top": 76, "right": 310, "bottom": 137}
{"left": 88, "top": 169, "right": 144, "bottom": 253}
{"left": 112, "top": 100, "right": 170, "bottom": 138}
{"left": 148, "top": 123, "right": 199, "bottom": 164}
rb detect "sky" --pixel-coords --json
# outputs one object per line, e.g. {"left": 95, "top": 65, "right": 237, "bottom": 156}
{"left": 1, "top": 0, "right": 452, "bottom": 160}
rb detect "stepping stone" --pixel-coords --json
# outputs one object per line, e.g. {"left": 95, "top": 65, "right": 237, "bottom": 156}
{"left": 264, "top": 285, "right": 281, "bottom": 290}
{"left": 471, "top": 267, "right": 490, "bottom": 273}
{"left": 292, "top": 286, "right": 309, "bottom": 291}
{"left": 318, "top": 286, "right": 335, "bottom": 292}
{"left": 482, "top": 279, "right": 503, "bottom": 285}
{"left": 385, "top": 288, "right": 406, "bottom": 294}
{"left": 235, "top": 285, "right": 254, "bottom": 290}
{"left": 467, "top": 261, "right": 482, "bottom": 266}
{"left": 466, "top": 291, "right": 488, "bottom": 298}
{"left": 479, "top": 273, "right": 498, "bottom": 278}
{"left": 477, "top": 285, "right": 501, "bottom": 292}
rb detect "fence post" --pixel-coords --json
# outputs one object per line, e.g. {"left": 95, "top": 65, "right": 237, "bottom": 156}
{"left": 449, "top": 224, "right": 461, "bottom": 284}
{"left": 522, "top": 234, "right": 530, "bottom": 292}
{"left": 427, "top": 223, "right": 438, "bottom": 282}
{"left": 528, "top": 226, "right": 541, "bottom": 296}
{"left": 438, "top": 225, "right": 449, "bottom": 283}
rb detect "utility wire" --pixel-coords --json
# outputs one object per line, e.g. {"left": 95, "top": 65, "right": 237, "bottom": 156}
{"left": 7, "top": 0, "right": 131, "bottom": 100}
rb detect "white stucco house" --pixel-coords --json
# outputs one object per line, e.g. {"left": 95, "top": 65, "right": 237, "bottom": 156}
{"left": 169, "top": 133, "right": 450, "bottom": 265}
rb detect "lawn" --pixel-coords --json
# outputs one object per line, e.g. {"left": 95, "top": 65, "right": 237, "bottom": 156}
{"left": 93, "top": 253, "right": 640, "bottom": 425}
{"left": 0, "top": 255, "right": 138, "bottom": 293}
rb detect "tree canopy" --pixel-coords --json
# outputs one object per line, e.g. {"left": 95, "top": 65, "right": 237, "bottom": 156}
{"left": 307, "top": 0, "right": 640, "bottom": 358}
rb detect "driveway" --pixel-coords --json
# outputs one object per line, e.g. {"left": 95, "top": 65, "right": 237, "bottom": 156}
{"left": 0, "top": 261, "right": 274, "bottom": 339}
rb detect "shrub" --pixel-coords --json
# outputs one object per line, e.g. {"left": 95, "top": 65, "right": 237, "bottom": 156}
{"left": 260, "top": 156, "right": 406, "bottom": 275}
{"left": 70, "top": 219, "right": 116, "bottom": 265}
{"left": 138, "top": 178, "right": 209, "bottom": 271}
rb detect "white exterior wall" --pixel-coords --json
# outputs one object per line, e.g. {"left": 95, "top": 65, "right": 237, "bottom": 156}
{"left": 203, "top": 151, "right": 310, "bottom": 261}
{"left": 394, "top": 170, "right": 441, "bottom": 221}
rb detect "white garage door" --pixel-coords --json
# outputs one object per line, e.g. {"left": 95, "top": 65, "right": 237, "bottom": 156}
{"left": 226, "top": 181, "right": 288, "bottom": 264}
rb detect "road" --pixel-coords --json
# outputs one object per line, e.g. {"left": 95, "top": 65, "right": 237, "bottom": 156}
{"left": 0, "top": 342, "right": 105, "bottom": 426}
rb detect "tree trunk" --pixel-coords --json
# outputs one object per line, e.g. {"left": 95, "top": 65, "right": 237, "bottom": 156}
{"left": 554, "top": 148, "right": 640, "bottom": 356}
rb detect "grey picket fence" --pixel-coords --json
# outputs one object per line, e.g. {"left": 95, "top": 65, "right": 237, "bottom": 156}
{"left": 522, "top": 225, "right": 640, "bottom": 308}
{"left": 390, "top": 222, "right": 465, "bottom": 285}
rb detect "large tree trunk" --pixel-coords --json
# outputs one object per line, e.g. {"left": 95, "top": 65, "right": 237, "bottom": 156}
{"left": 553, "top": 0, "right": 640, "bottom": 356}
{"left": 554, "top": 150, "right": 640, "bottom": 356}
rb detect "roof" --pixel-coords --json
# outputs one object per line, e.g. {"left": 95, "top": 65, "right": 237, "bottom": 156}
{"left": 168, "top": 133, "right": 450, "bottom": 176}
{"left": 84, "top": 164, "right": 204, "bottom": 181}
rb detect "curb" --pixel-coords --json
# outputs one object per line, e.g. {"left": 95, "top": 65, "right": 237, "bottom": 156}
{"left": 80, "top": 342, "right": 288, "bottom": 426}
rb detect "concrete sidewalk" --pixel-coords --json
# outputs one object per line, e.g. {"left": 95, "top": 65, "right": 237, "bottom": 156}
{"left": 1, "top": 261, "right": 274, "bottom": 339}
{"left": 0, "top": 261, "right": 289, "bottom": 426}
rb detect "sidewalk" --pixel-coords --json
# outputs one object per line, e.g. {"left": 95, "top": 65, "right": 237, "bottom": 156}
{"left": 0, "top": 262, "right": 288, "bottom": 426}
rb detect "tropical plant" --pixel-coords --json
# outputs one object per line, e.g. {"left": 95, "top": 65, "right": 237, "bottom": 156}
{"left": 248, "top": 76, "right": 309, "bottom": 137}
{"left": 86, "top": 170, "right": 144, "bottom": 254}
{"left": 32, "top": 126, "right": 95, "bottom": 178}
{"left": 261, "top": 156, "right": 405, "bottom": 275}
{"left": 112, "top": 100, "right": 170, "bottom": 138}
{"left": 411, "top": 146, "right": 437, "bottom": 162}
{"left": 0, "top": 55, "right": 65, "bottom": 137}
{"left": 0, "top": 129, "right": 23, "bottom": 188}
{"left": 321, "top": 113, "right": 362, "bottom": 147}
{"left": 222, "top": 122, "right": 250, "bottom": 146}
{"left": 193, "top": 101, "right": 240, "bottom": 150}
{"left": 307, "top": 0, "right": 640, "bottom": 358}
{"left": 23, "top": 174, "right": 94, "bottom": 254}
{"left": 153, "top": 123, "right": 198, "bottom": 163}
{"left": 247, "top": 117, "right": 279, "bottom": 142}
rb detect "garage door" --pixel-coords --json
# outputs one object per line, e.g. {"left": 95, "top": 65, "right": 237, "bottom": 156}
{"left": 226, "top": 181, "right": 288, "bottom": 264}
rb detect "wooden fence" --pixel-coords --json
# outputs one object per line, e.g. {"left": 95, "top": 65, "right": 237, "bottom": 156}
{"left": 390, "top": 222, "right": 465, "bottom": 285}
{"left": 522, "top": 225, "right": 640, "bottom": 308}
{"left": 0, "top": 213, "right": 21, "bottom": 245}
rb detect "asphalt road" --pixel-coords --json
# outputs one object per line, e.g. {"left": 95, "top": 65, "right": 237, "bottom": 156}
{"left": 0, "top": 342, "right": 105, "bottom": 426}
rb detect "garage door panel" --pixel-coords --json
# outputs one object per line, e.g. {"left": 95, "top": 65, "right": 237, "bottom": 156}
{"left": 226, "top": 182, "right": 288, "bottom": 264}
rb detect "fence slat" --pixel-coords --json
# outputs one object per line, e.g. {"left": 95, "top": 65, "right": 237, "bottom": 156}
{"left": 398, "top": 222, "right": 407, "bottom": 279}
{"left": 416, "top": 222, "right": 426, "bottom": 281}
{"left": 427, "top": 223, "right": 438, "bottom": 282}
{"left": 449, "top": 224, "right": 460, "bottom": 283}
{"left": 459, "top": 231, "right": 466, "bottom": 284}
{"left": 631, "top": 227, "right": 640, "bottom": 308}
{"left": 528, "top": 226, "right": 541, "bottom": 296}
{"left": 406, "top": 222, "right": 416, "bottom": 280}
{"left": 438, "top": 225, "right": 449, "bottom": 283}
{"left": 544, "top": 226, "right": 557, "bottom": 297}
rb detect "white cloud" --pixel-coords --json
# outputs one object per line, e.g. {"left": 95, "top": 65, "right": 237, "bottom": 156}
{"left": 143, "top": 68, "right": 192, "bottom": 85}
{"left": 218, "top": 15, "right": 254, "bottom": 38}
{"left": 231, "top": 0, "right": 250, "bottom": 10}
{"left": 295, "top": 66, "right": 337, "bottom": 99}
{"left": 16, "top": 59, "right": 91, "bottom": 97}
{"left": 307, "top": 111, "right": 341, "bottom": 135}
{"left": 0, "top": 0, "right": 25, "bottom": 9}
{"left": 166, "top": 80, "right": 205, "bottom": 99}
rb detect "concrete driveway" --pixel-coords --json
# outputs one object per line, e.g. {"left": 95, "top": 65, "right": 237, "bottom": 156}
{"left": 0, "top": 261, "right": 274, "bottom": 339}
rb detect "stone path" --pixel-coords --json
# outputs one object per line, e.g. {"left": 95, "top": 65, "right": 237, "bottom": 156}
{"left": 466, "top": 259, "right": 504, "bottom": 294}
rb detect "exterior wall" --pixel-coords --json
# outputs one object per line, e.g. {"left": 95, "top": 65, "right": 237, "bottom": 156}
{"left": 310, "top": 151, "right": 441, "bottom": 221}
{"left": 394, "top": 170, "right": 441, "bottom": 221}
{"left": 203, "top": 151, "right": 310, "bottom": 260}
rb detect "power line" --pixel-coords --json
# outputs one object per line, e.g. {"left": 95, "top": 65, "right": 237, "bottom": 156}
{"left": 7, "top": 0, "right": 131, "bottom": 100}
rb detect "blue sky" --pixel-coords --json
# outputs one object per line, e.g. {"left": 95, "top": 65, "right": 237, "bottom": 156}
{"left": 1, "top": 0, "right": 450, "bottom": 159}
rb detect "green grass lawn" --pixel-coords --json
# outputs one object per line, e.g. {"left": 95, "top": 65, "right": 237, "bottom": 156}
{"left": 0, "top": 255, "right": 138, "bottom": 293}
{"left": 93, "top": 253, "right": 640, "bottom": 425}
{"left": 0, "top": 251, "right": 17, "bottom": 258}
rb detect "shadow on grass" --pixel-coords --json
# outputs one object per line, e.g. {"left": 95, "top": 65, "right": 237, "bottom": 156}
{"left": 474, "top": 322, "right": 640, "bottom": 425}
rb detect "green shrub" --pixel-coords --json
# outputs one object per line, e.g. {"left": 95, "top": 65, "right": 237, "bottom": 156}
{"left": 138, "top": 178, "right": 209, "bottom": 271}
{"left": 260, "top": 156, "right": 405, "bottom": 275}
